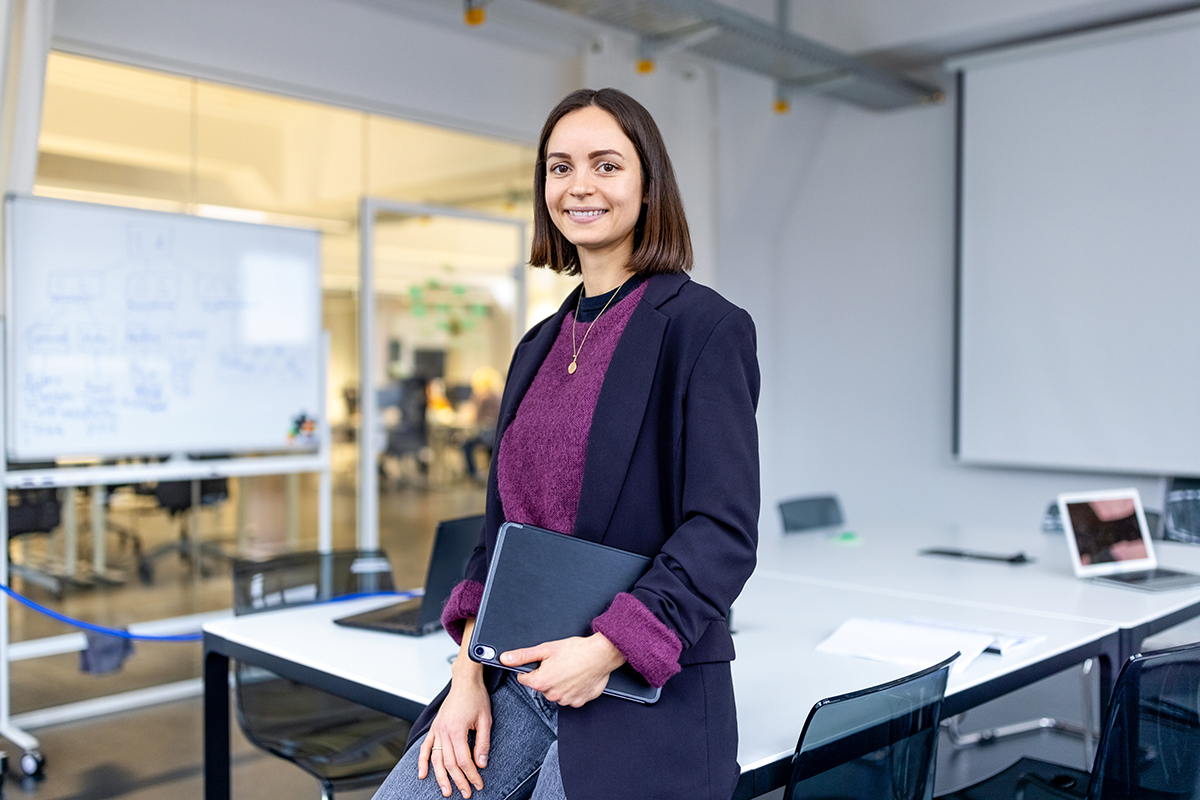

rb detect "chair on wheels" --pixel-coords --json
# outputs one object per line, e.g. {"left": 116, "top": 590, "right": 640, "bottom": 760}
{"left": 380, "top": 377, "right": 430, "bottom": 486}
{"left": 785, "top": 652, "right": 958, "bottom": 799}
{"left": 6, "top": 488, "right": 66, "bottom": 597}
{"left": 231, "top": 549, "right": 413, "bottom": 799}
{"left": 779, "top": 495, "right": 844, "bottom": 533}
{"left": 936, "top": 640, "right": 1200, "bottom": 800}
{"left": 137, "top": 478, "right": 232, "bottom": 583}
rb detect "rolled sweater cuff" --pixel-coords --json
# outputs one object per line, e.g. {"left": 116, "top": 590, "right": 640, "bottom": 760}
{"left": 591, "top": 592, "right": 682, "bottom": 688}
{"left": 441, "top": 579, "right": 484, "bottom": 645}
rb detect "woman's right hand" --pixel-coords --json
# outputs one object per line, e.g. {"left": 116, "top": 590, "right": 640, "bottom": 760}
{"left": 419, "top": 621, "right": 492, "bottom": 798}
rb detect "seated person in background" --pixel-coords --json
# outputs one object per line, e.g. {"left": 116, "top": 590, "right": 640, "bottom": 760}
{"left": 461, "top": 366, "right": 502, "bottom": 482}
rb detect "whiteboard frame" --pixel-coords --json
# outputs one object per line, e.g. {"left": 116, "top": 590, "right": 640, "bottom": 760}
{"left": 4, "top": 194, "right": 325, "bottom": 461}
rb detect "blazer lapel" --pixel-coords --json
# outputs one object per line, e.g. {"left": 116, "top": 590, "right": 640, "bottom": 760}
{"left": 573, "top": 273, "right": 688, "bottom": 542}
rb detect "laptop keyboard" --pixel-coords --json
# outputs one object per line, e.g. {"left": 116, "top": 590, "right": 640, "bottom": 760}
{"left": 383, "top": 605, "right": 423, "bottom": 628}
{"left": 1106, "top": 568, "right": 1189, "bottom": 583}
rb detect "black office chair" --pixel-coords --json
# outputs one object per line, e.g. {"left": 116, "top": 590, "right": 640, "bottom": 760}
{"left": 137, "top": 478, "right": 232, "bottom": 584}
{"left": 780, "top": 495, "right": 844, "bottom": 533}
{"left": 6, "top": 488, "right": 66, "bottom": 597}
{"left": 381, "top": 377, "right": 429, "bottom": 486}
{"left": 1163, "top": 477, "right": 1200, "bottom": 545}
{"left": 786, "top": 653, "right": 958, "bottom": 799}
{"left": 937, "top": 640, "right": 1200, "bottom": 800}
{"left": 231, "top": 550, "right": 412, "bottom": 800}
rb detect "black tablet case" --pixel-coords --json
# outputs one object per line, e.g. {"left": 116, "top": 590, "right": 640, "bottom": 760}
{"left": 468, "top": 522, "right": 661, "bottom": 704}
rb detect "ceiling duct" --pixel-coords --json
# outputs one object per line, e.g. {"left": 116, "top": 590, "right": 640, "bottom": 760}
{"left": 530, "top": 0, "right": 943, "bottom": 109}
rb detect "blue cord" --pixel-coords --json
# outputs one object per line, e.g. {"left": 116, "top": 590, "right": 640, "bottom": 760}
{"left": 0, "top": 583, "right": 418, "bottom": 642}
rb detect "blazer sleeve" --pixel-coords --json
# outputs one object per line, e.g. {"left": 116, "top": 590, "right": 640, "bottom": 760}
{"left": 620, "top": 308, "right": 760, "bottom": 655}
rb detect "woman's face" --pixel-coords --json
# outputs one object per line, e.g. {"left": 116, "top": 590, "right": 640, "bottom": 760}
{"left": 544, "top": 106, "right": 645, "bottom": 267}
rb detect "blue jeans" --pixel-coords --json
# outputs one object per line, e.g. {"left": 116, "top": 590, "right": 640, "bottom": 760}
{"left": 373, "top": 672, "right": 566, "bottom": 800}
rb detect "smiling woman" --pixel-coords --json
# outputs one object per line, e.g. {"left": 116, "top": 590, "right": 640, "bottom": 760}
{"left": 529, "top": 89, "right": 693, "bottom": 288}
{"left": 542, "top": 106, "right": 645, "bottom": 287}
{"left": 372, "top": 88, "right": 760, "bottom": 800}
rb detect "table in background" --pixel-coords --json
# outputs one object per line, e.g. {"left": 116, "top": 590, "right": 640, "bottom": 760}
{"left": 754, "top": 524, "right": 1200, "bottom": 666}
{"left": 203, "top": 578, "right": 1118, "bottom": 800}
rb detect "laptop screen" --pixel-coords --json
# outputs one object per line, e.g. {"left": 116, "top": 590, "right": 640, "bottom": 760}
{"left": 1059, "top": 489, "right": 1154, "bottom": 577}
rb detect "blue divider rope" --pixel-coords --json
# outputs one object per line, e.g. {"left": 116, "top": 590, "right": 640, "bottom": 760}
{"left": 0, "top": 583, "right": 418, "bottom": 642}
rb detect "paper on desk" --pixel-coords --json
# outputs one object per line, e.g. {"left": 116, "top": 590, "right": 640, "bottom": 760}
{"left": 903, "top": 617, "right": 1046, "bottom": 656}
{"left": 816, "top": 618, "right": 993, "bottom": 674}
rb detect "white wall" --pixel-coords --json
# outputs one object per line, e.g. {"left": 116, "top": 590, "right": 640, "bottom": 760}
{"left": 718, "top": 75, "right": 1162, "bottom": 534}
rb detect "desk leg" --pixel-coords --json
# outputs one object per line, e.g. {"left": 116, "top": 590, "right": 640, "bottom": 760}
{"left": 1097, "top": 633, "right": 1123, "bottom": 719}
{"left": 63, "top": 486, "right": 78, "bottom": 576}
{"left": 204, "top": 649, "right": 231, "bottom": 800}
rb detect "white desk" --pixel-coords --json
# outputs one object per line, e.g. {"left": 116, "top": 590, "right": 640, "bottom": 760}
{"left": 757, "top": 525, "right": 1200, "bottom": 667}
{"left": 203, "top": 581, "right": 1117, "bottom": 800}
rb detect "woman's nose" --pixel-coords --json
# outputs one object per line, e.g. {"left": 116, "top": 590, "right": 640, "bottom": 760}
{"left": 569, "top": 175, "right": 594, "bottom": 197}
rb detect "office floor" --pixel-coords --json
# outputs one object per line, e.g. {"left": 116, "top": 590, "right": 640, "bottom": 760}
{"left": 6, "top": 454, "right": 1180, "bottom": 798}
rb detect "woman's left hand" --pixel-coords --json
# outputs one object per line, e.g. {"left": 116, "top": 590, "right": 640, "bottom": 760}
{"left": 500, "top": 633, "right": 625, "bottom": 708}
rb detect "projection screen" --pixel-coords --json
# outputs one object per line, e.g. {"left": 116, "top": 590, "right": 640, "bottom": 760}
{"left": 955, "top": 11, "right": 1200, "bottom": 476}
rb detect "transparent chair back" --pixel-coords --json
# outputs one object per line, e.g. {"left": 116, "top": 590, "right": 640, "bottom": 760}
{"left": 787, "top": 653, "right": 957, "bottom": 800}
{"left": 231, "top": 549, "right": 394, "bottom": 616}
{"left": 229, "top": 549, "right": 410, "bottom": 794}
{"left": 1164, "top": 479, "right": 1200, "bottom": 545}
{"left": 1089, "top": 642, "right": 1200, "bottom": 800}
{"left": 780, "top": 495, "right": 844, "bottom": 533}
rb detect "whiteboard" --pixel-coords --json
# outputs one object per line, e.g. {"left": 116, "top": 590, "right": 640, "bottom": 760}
{"left": 956, "top": 14, "right": 1200, "bottom": 476}
{"left": 5, "top": 196, "right": 323, "bottom": 461}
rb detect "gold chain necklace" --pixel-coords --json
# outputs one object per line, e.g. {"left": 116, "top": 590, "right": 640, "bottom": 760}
{"left": 568, "top": 276, "right": 630, "bottom": 375}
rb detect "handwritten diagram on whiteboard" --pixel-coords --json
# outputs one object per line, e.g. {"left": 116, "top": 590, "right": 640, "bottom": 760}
{"left": 5, "top": 196, "right": 323, "bottom": 461}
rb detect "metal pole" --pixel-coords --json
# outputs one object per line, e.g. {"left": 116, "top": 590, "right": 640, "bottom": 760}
{"left": 91, "top": 485, "right": 105, "bottom": 577}
{"left": 285, "top": 473, "right": 300, "bottom": 549}
{"left": 62, "top": 486, "right": 77, "bottom": 576}
{"left": 358, "top": 198, "right": 379, "bottom": 551}
{"left": 318, "top": 332, "right": 333, "bottom": 554}
{"left": 190, "top": 478, "right": 201, "bottom": 581}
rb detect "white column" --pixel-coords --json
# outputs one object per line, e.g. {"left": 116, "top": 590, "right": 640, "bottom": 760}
{"left": 0, "top": 0, "right": 56, "bottom": 195}
{"left": 357, "top": 199, "right": 378, "bottom": 550}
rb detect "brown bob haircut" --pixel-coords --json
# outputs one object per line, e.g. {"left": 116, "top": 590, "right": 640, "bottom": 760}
{"left": 529, "top": 88, "right": 692, "bottom": 276}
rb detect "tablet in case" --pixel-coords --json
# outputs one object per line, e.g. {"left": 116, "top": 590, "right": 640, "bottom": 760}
{"left": 468, "top": 522, "right": 661, "bottom": 704}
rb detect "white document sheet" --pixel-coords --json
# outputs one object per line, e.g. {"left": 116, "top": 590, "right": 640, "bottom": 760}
{"left": 816, "top": 618, "right": 996, "bottom": 674}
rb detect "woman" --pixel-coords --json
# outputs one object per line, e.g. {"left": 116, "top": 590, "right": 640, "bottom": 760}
{"left": 374, "top": 87, "right": 759, "bottom": 800}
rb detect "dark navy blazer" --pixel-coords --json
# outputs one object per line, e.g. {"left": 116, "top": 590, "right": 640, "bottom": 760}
{"left": 410, "top": 272, "right": 761, "bottom": 800}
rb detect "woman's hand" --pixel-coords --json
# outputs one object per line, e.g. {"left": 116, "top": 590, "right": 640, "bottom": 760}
{"left": 500, "top": 632, "right": 625, "bottom": 708}
{"left": 420, "top": 621, "right": 491, "bottom": 798}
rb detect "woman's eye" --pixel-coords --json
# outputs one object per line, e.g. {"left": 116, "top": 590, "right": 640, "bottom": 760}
{"left": 549, "top": 163, "right": 569, "bottom": 175}
{"left": 597, "top": 162, "right": 617, "bottom": 174}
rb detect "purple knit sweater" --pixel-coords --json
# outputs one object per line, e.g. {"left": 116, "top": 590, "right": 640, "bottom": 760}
{"left": 441, "top": 282, "right": 683, "bottom": 688}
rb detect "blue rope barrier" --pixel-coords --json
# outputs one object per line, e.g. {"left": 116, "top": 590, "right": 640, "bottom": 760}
{"left": 0, "top": 583, "right": 417, "bottom": 642}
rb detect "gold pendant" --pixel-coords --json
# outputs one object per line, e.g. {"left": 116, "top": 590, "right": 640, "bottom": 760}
{"left": 568, "top": 360, "right": 577, "bottom": 375}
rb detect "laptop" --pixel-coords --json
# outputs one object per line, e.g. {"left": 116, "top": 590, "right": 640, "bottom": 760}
{"left": 335, "top": 514, "right": 482, "bottom": 636}
{"left": 468, "top": 522, "right": 661, "bottom": 704}
{"left": 1059, "top": 488, "right": 1200, "bottom": 592}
